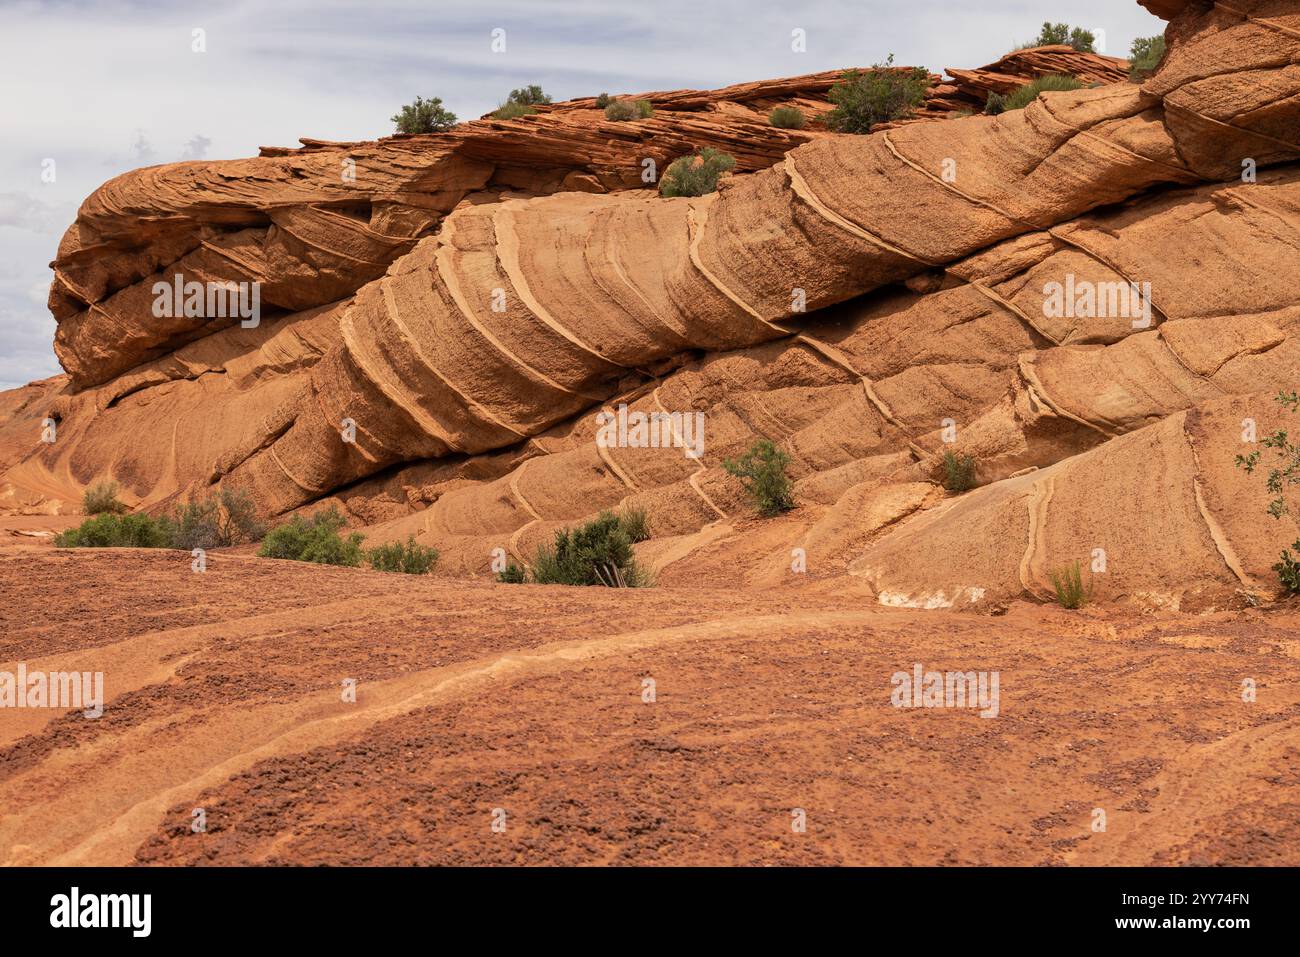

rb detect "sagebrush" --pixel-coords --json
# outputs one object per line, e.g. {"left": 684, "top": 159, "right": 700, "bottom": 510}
{"left": 366, "top": 535, "right": 438, "bottom": 574}
{"left": 530, "top": 510, "right": 651, "bottom": 587}
{"left": 659, "top": 147, "right": 736, "bottom": 198}
{"left": 390, "top": 96, "right": 458, "bottom": 133}
{"left": 768, "top": 106, "right": 806, "bottom": 129}
{"left": 825, "top": 56, "right": 929, "bottom": 133}
{"left": 82, "top": 480, "right": 128, "bottom": 515}
{"left": 258, "top": 506, "right": 365, "bottom": 567}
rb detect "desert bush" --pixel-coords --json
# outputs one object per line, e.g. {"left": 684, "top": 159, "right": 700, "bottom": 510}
{"left": 530, "top": 511, "right": 650, "bottom": 587}
{"left": 496, "top": 561, "right": 527, "bottom": 584}
{"left": 824, "top": 56, "right": 929, "bottom": 133}
{"left": 594, "top": 92, "right": 612, "bottom": 109}
{"left": 1027, "top": 22, "right": 1095, "bottom": 52}
{"left": 984, "top": 92, "right": 1009, "bottom": 115}
{"left": 391, "top": 96, "right": 458, "bottom": 133}
{"left": 768, "top": 106, "right": 806, "bottom": 129}
{"left": 83, "top": 480, "right": 128, "bottom": 515}
{"left": 603, "top": 98, "right": 653, "bottom": 121}
{"left": 493, "top": 85, "right": 552, "bottom": 119}
{"left": 1049, "top": 560, "right": 1093, "bottom": 609}
{"left": 941, "top": 451, "right": 977, "bottom": 492}
{"left": 366, "top": 535, "right": 438, "bottom": 574}
{"left": 1236, "top": 389, "right": 1300, "bottom": 594}
{"left": 618, "top": 506, "right": 651, "bottom": 544}
{"left": 258, "top": 506, "right": 364, "bottom": 567}
{"left": 55, "top": 513, "right": 175, "bottom": 549}
{"left": 492, "top": 102, "right": 536, "bottom": 120}
{"left": 171, "top": 488, "right": 266, "bottom": 550}
{"left": 1275, "top": 546, "right": 1300, "bottom": 595}
{"left": 988, "top": 75, "right": 1082, "bottom": 114}
{"left": 724, "top": 439, "right": 795, "bottom": 517}
{"left": 505, "top": 85, "right": 551, "bottom": 106}
{"left": 1129, "top": 35, "right": 1166, "bottom": 81}
{"left": 659, "top": 147, "right": 736, "bottom": 198}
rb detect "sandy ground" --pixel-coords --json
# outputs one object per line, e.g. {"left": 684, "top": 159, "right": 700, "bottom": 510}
{"left": 2, "top": 526, "right": 1298, "bottom": 866}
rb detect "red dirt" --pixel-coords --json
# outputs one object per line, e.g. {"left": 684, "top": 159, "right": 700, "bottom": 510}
{"left": 3, "top": 528, "right": 1297, "bottom": 866}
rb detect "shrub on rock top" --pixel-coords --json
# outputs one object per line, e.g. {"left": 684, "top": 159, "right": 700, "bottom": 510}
{"left": 604, "top": 98, "right": 653, "bottom": 121}
{"left": 1129, "top": 35, "right": 1167, "bottom": 81}
{"left": 1028, "top": 22, "right": 1096, "bottom": 52}
{"left": 659, "top": 147, "right": 737, "bottom": 197}
{"left": 391, "top": 96, "right": 458, "bottom": 133}
{"left": 825, "top": 55, "right": 929, "bottom": 133}
{"left": 491, "top": 85, "right": 552, "bottom": 120}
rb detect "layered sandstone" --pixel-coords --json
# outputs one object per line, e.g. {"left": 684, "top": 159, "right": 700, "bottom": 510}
{"left": 4, "top": 0, "right": 1300, "bottom": 613}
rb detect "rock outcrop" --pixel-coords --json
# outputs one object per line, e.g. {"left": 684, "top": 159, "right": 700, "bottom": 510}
{"left": 3, "top": 0, "right": 1299, "bottom": 612}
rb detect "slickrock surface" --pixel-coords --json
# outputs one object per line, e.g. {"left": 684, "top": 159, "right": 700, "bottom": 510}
{"left": 2, "top": 538, "right": 1298, "bottom": 866}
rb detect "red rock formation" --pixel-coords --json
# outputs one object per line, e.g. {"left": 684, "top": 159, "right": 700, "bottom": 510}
{"left": 4, "top": 0, "right": 1300, "bottom": 613}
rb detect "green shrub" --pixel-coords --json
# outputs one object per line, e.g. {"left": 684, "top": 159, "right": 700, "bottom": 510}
{"left": 723, "top": 440, "right": 795, "bottom": 517}
{"left": 1236, "top": 390, "right": 1300, "bottom": 593}
{"left": 171, "top": 488, "right": 266, "bottom": 550}
{"left": 594, "top": 92, "right": 612, "bottom": 109}
{"left": 258, "top": 506, "right": 364, "bottom": 567}
{"left": 366, "top": 535, "right": 438, "bottom": 574}
{"left": 768, "top": 106, "right": 806, "bottom": 129}
{"left": 55, "top": 512, "right": 176, "bottom": 549}
{"left": 984, "top": 92, "right": 1009, "bottom": 115}
{"left": 492, "top": 102, "right": 536, "bottom": 120}
{"left": 659, "top": 147, "right": 736, "bottom": 198}
{"left": 1049, "top": 560, "right": 1093, "bottom": 609}
{"left": 825, "top": 55, "right": 929, "bottom": 134}
{"left": 492, "top": 85, "right": 552, "bottom": 119}
{"left": 941, "top": 451, "right": 977, "bottom": 492}
{"left": 505, "top": 85, "right": 551, "bottom": 106}
{"left": 83, "top": 480, "right": 128, "bottom": 515}
{"left": 1028, "top": 22, "right": 1096, "bottom": 52}
{"left": 390, "top": 96, "right": 458, "bottom": 133}
{"left": 618, "top": 506, "right": 651, "bottom": 544}
{"left": 531, "top": 510, "right": 650, "bottom": 587}
{"left": 497, "top": 561, "right": 527, "bottom": 584}
{"left": 1275, "top": 544, "right": 1300, "bottom": 595}
{"left": 991, "top": 74, "right": 1084, "bottom": 114}
{"left": 603, "top": 99, "right": 637, "bottom": 121}
{"left": 1129, "top": 35, "right": 1166, "bottom": 81}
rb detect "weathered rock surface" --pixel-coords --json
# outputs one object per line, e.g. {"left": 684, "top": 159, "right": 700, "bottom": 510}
{"left": 4, "top": 0, "right": 1300, "bottom": 612}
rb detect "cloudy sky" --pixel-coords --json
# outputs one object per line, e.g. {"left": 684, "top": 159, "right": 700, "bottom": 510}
{"left": 0, "top": 0, "right": 1164, "bottom": 390}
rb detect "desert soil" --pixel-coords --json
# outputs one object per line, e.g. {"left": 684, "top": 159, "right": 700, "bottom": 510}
{"left": 2, "top": 522, "right": 1298, "bottom": 866}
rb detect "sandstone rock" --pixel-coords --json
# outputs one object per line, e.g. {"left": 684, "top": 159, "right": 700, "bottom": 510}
{"left": 4, "top": 0, "right": 1300, "bottom": 612}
